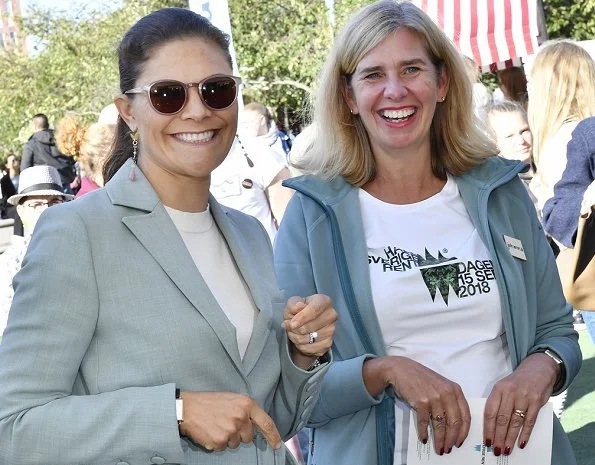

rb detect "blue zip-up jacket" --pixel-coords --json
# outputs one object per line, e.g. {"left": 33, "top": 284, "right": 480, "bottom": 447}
{"left": 274, "top": 156, "right": 580, "bottom": 465}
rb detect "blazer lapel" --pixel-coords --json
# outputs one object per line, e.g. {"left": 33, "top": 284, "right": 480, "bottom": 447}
{"left": 210, "top": 198, "right": 279, "bottom": 375}
{"left": 107, "top": 161, "right": 244, "bottom": 372}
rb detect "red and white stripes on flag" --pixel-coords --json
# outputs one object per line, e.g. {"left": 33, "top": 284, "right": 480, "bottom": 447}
{"left": 410, "top": 0, "right": 539, "bottom": 71}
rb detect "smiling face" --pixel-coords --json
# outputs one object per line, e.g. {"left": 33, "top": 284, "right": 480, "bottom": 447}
{"left": 343, "top": 28, "right": 448, "bottom": 162}
{"left": 488, "top": 110, "right": 532, "bottom": 163}
{"left": 117, "top": 37, "right": 237, "bottom": 187}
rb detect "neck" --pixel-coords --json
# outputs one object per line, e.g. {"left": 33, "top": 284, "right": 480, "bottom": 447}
{"left": 364, "top": 145, "right": 445, "bottom": 204}
{"left": 8, "top": 168, "right": 18, "bottom": 176}
{"left": 138, "top": 162, "right": 210, "bottom": 213}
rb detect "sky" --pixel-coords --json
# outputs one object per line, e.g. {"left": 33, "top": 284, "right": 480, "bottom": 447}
{"left": 20, "top": 0, "right": 122, "bottom": 14}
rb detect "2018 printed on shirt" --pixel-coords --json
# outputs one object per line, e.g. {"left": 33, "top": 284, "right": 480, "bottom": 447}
{"left": 368, "top": 246, "right": 496, "bottom": 306}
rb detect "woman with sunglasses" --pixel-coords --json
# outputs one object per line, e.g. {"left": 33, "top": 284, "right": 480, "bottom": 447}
{"left": 0, "top": 8, "right": 336, "bottom": 465}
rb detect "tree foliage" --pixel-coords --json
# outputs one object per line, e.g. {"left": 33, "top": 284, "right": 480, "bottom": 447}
{"left": 0, "top": 0, "right": 187, "bottom": 153}
{"left": 228, "top": 0, "right": 332, "bottom": 128}
{"left": 543, "top": 0, "right": 595, "bottom": 40}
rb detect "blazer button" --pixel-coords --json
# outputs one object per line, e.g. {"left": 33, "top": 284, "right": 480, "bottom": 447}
{"left": 151, "top": 457, "right": 166, "bottom": 464}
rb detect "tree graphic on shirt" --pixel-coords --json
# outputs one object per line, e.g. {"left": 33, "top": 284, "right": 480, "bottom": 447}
{"left": 418, "top": 249, "right": 461, "bottom": 306}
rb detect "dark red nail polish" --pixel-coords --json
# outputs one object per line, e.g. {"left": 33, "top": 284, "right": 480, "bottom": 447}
{"left": 457, "top": 440, "right": 464, "bottom": 448}
{"left": 422, "top": 438, "right": 427, "bottom": 445}
{"left": 439, "top": 448, "right": 444, "bottom": 456}
{"left": 485, "top": 439, "right": 492, "bottom": 448}
{"left": 447, "top": 447, "right": 452, "bottom": 454}
{"left": 520, "top": 441, "right": 527, "bottom": 449}
{"left": 504, "top": 446, "right": 511, "bottom": 455}
{"left": 494, "top": 447, "right": 501, "bottom": 456}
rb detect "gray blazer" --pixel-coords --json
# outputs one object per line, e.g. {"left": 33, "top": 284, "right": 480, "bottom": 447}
{"left": 0, "top": 159, "right": 327, "bottom": 465}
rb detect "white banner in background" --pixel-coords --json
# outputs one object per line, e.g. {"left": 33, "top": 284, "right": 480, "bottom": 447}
{"left": 188, "top": 0, "right": 240, "bottom": 76}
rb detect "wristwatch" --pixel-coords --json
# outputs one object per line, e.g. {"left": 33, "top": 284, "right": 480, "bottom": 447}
{"left": 175, "top": 388, "right": 184, "bottom": 425}
{"left": 538, "top": 349, "right": 565, "bottom": 391}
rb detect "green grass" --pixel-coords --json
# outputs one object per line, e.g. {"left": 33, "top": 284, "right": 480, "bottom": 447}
{"left": 561, "top": 327, "right": 595, "bottom": 465}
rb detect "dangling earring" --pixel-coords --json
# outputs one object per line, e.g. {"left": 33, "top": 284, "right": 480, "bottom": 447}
{"left": 129, "top": 129, "right": 139, "bottom": 181}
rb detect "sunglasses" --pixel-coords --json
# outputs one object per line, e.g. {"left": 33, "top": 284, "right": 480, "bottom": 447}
{"left": 125, "top": 74, "right": 242, "bottom": 115}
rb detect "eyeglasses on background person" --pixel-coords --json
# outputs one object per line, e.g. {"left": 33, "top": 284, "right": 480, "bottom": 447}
{"left": 125, "top": 74, "right": 242, "bottom": 114}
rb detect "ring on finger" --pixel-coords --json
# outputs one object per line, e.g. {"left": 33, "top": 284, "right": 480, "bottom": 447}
{"left": 308, "top": 331, "right": 318, "bottom": 344}
{"left": 513, "top": 409, "right": 526, "bottom": 419}
{"left": 431, "top": 413, "right": 446, "bottom": 425}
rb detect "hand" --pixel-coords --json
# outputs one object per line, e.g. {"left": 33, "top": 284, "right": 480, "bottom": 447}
{"left": 281, "top": 295, "right": 337, "bottom": 362}
{"left": 179, "top": 392, "right": 282, "bottom": 451}
{"left": 484, "top": 353, "right": 560, "bottom": 456}
{"left": 364, "top": 357, "right": 471, "bottom": 455}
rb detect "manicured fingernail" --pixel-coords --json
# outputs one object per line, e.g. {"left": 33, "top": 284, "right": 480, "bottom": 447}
{"left": 485, "top": 439, "right": 492, "bottom": 448}
{"left": 504, "top": 446, "right": 511, "bottom": 455}
{"left": 422, "top": 438, "right": 427, "bottom": 445}
{"left": 447, "top": 447, "right": 452, "bottom": 454}
{"left": 457, "top": 440, "right": 464, "bottom": 448}
{"left": 439, "top": 448, "right": 444, "bottom": 456}
{"left": 494, "top": 447, "right": 501, "bottom": 456}
{"left": 275, "top": 442, "right": 282, "bottom": 450}
{"left": 520, "top": 441, "right": 527, "bottom": 449}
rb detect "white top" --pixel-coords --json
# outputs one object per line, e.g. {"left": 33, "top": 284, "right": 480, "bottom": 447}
{"left": 211, "top": 137, "right": 287, "bottom": 244}
{"left": 165, "top": 205, "right": 257, "bottom": 358}
{"left": 358, "top": 177, "right": 512, "bottom": 465}
{"left": 530, "top": 121, "right": 578, "bottom": 213}
{"left": 0, "top": 235, "right": 30, "bottom": 336}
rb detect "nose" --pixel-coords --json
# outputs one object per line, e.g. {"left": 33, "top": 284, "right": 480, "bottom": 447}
{"left": 180, "top": 86, "right": 213, "bottom": 120}
{"left": 384, "top": 75, "right": 407, "bottom": 99}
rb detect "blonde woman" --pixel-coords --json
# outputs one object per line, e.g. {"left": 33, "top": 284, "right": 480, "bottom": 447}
{"left": 274, "top": 1, "right": 580, "bottom": 465}
{"left": 528, "top": 40, "right": 595, "bottom": 213}
{"left": 76, "top": 123, "right": 116, "bottom": 198}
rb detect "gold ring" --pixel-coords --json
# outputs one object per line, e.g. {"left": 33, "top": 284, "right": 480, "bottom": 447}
{"left": 432, "top": 413, "right": 445, "bottom": 424}
{"left": 513, "top": 409, "right": 526, "bottom": 419}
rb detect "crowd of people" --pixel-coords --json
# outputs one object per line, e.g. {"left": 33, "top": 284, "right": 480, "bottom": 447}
{"left": 0, "top": 1, "right": 593, "bottom": 464}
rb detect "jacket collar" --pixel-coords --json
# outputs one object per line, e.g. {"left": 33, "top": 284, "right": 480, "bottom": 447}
{"left": 105, "top": 159, "right": 273, "bottom": 375}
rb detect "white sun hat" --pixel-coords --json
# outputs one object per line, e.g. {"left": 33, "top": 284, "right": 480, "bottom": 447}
{"left": 8, "top": 165, "right": 74, "bottom": 206}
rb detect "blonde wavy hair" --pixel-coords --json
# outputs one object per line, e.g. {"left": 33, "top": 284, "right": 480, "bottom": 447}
{"left": 55, "top": 113, "right": 88, "bottom": 160}
{"left": 80, "top": 123, "right": 116, "bottom": 183}
{"left": 528, "top": 40, "right": 595, "bottom": 168}
{"left": 299, "top": 0, "right": 496, "bottom": 186}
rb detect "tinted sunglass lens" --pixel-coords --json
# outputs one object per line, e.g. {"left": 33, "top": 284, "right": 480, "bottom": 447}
{"left": 149, "top": 82, "right": 186, "bottom": 114}
{"left": 202, "top": 77, "right": 237, "bottom": 110}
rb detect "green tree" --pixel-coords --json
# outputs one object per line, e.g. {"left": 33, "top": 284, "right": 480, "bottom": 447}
{"left": 543, "top": 0, "right": 595, "bottom": 40}
{"left": 228, "top": 0, "right": 332, "bottom": 129}
{"left": 0, "top": 0, "right": 187, "bottom": 153}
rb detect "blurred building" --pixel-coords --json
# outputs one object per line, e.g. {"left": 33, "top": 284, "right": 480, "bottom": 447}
{"left": 0, "top": 0, "right": 26, "bottom": 54}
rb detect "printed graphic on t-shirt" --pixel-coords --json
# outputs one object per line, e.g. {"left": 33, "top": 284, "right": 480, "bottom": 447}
{"left": 369, "top": 246, "right": 496, "bottom": 306}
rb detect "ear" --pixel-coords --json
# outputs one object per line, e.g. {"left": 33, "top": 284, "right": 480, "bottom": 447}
{"left": 16, "top": 204, "right": 25, "bottom": 217}
{"left": 437, "top": 64, "right": 450, "bottom": 101}
{"left": 114, "top": 95, "right": 136, "bottom": 131}
{"left": 341, "top": 76, "right": 359, "bottom": 115}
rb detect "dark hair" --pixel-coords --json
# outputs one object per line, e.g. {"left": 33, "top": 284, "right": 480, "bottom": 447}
{"left": 103, "top": 8, "right": 233, "bottom": 183}
{"left": 32, "top": 114, "right": 49, "bottom": 130}
{"left": 497, "top": 67, "right": 527, "bottom": 105}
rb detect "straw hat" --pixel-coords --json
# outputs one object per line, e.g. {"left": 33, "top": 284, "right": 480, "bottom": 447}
{"left": 8, "top": 165, "right": 74, "bottom": 206}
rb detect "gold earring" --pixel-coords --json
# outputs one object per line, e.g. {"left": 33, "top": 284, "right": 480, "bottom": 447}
{"left": 129, "top": 129, "right": 139, "bottom": 181}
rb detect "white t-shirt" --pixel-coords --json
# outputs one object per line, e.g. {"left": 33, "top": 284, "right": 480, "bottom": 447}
{"left": 358, "top": 177, "right": 512, "bottom": 465}
{"left": 165, "top": 205, "right": 257, "bottom": 358}
{"left": 211, "top": 137, "right": 287, "bottom": 244}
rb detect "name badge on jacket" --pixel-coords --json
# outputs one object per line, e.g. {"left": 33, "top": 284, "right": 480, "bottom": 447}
{"left": 503, "top": 235, "right": 527, "bottom": 261}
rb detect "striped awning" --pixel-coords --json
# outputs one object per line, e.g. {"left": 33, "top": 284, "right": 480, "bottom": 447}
{"left": 410, "top": 0, "right": 540, "bottom": 71}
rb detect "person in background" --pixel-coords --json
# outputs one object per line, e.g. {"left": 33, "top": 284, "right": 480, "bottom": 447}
{"left": 211, "top": 134, "right": 293, "bottom": 244}
{"left": 0, "top": 165, "right": 73, "bottom": 336}
{"left": 527, "top": 40, "right": 595, "bottom": 215}
{"left": 274, "top": 2, "right": 580, "bottom": 465}
{"left": 21, "top": 113, "right": 77, "bottom": 193}
{"left": 5, "top": 153, "right": 20, "bottom": 191}
{"left": 544, "top": 117, "right": 595, "bottom": 343}
{"left": 0, "top": 159, "right": 23, "bottom": 237}
{"left": 493, "top": 67, "right": 528, "bottom": 107}
{"left": 241, "top": 102, "right": 289, "bottom": 160}
{"left": 0, "top": 8, "right": 336, "bottom": 465}
{"left": 463, "top": 56, "right": 491, "bottom": 119}
{"left": 486, "top": 100, "right": 536, "bottom": 205}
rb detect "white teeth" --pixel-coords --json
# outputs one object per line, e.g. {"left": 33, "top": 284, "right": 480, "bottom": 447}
{"left": 174, "top": 131, "right": 215, "bottom": 143}
{"left": 381, "top": 108, "right": 415, "bottom": 119}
